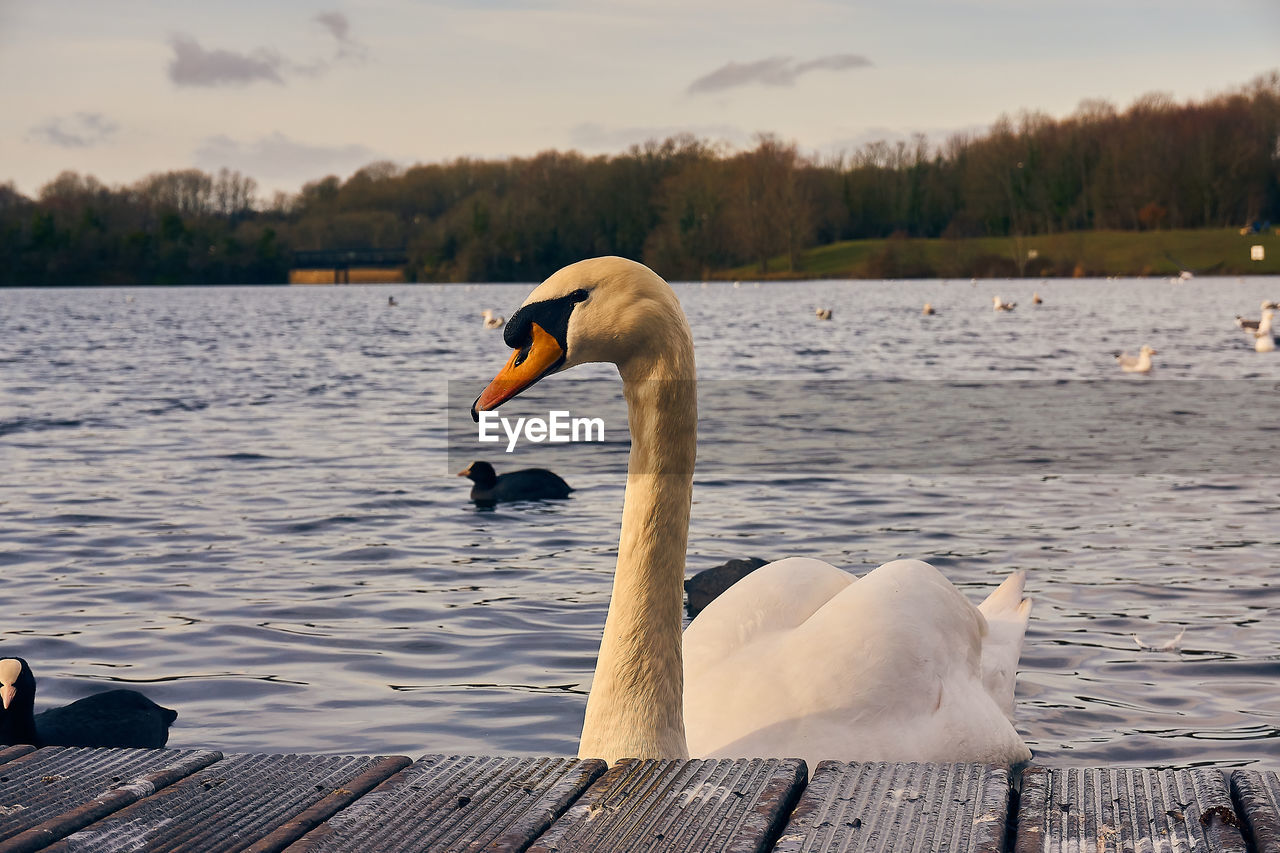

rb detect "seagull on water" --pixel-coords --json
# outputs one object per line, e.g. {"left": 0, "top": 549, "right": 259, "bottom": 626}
{"left": 1114, "top": 345, "right": 1157, "bottom": 374}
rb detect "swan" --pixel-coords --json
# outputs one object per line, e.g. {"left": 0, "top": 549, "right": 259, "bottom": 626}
{"left": 922, "top": 302, "right": 936, "bottom": 315}
{"left": 992, "top": 296, "right": 1015, "bottom": 312}
{"left": 1114, "top": 345, "right": 1157, "bottom": 373}
{"left": 1032, "top": 292, "right": 1042, "bottom": 305}
{"left": 815, "top": 307, "right": 832, "bottom": 320}
{"left": 471, "top": 256, "right": 1033, "bottom": 769}
{"left": 482, "top": 309, "right": 505, "bottom": 329}
{"left": 1256, "top": 309, "right": 1276, "bottom": 353}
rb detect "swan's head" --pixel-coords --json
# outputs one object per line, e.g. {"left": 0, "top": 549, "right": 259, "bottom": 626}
{"left": 472, "top": 257, "right": 686, "bottom": 417}
{"left": 1139, "top": 345, "right": 1157, "bottom": 356}
{"left": 0, "top": 657, "right": 34, "bottom": 711}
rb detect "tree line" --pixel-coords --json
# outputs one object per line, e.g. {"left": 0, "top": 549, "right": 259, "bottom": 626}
{"left": 2, "top": 71, "right": 1278, "bottom": 285}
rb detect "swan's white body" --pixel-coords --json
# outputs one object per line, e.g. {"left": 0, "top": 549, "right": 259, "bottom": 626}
{"left": 1257, "top": 309, "right": 1276, "bottom": 352}
{"left": 481, "top": 309, "right": 505, "bottom": 329}
{"left": 684, "top": 557, "right": 1031, "bottom": 767}
{"left": 478, "top": 257, "right": 1033, "bottom": 769}
{"left": 993, "top": 295, "right": 1015, "bottom": 312}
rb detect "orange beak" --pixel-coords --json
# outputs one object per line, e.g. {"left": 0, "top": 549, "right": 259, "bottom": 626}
{"left": 1, "top": 684, "right": 14, "bottom": 710}
{"left": 472, "top": 322, "right": 564, "bottom": 416}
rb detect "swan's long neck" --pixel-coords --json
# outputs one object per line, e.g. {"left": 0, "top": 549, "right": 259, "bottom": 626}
{"left": 578, "top": 316, "right": 697, "bottom": 764}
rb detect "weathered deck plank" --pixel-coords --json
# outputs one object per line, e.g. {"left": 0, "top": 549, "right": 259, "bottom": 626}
{"left": 0, "top": 748, "right": 35, "bottom": 767}
{"left": 1016, "top": 766, "right": 1247, "bottom": 853}
{"left": 4, "top": 747, "right": 1275, "bottom": 853}
{"left": 0, "top": 747, "right": 222, "bottom": 853}
{"left": 526, "top": 757, "right": 806, "bottom": 853}
{"left": 772, "top": 762, "right": 1010, "bottom": 853}
{"left": 285, "top": 755, "right": 606, "bottom": 853}
{"left": 1231, "top": 769, "right": 1280, "bottom": 852}
{"left": 42, "top": 752, "right": 410, "bottom": 853}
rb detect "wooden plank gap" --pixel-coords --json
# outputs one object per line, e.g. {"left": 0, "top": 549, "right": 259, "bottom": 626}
{"left": 240, "top": 755, "right": 412, "bottom": 853}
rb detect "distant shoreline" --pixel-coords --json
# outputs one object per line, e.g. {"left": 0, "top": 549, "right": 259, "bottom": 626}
{"left": 2, "top": 227, "right": 1277, "bottom": 287}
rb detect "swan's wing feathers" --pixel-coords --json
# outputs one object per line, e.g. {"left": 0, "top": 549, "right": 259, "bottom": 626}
{"left": 683, "top": 558, "right": 852, "bottom": 674}
{"left": 683, "top": 559, "right": 1032, "bottom": 768}
{"left": 977, "top": 570, "right": 1029, "bottom": 621}
{"left": 802, "top": 559, "right": 989, "bottom": 679}
{"left": 976, "top": 571, "right": 1032, "bottom": 719}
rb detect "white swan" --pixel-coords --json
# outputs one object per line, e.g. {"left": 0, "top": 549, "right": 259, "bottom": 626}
{"left": 1256, "top": 309, "right": 1276, "bottom": 353}
{"left": 815, "top": 307, "right": 833, "bottom": 320}
{"left": 472, "top": 257, "right": 1033, "bottom": 769}
{"left": 481, "top": 309, "right": 505, "bottom": 329}
{"left": 992, "top": 295, "right": 1016, "bottom": 312}
{"left": 1114, "top": 345, "right": 1157, "bottom": 373}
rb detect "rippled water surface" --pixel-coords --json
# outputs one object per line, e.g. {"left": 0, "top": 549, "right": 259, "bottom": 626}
{"left": 2, "top": 277, "right": 1278, "bottom": 768}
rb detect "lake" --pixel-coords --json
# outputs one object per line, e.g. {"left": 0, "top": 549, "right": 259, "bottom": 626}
{"left": 2, "top": 275, "right": 1278, "bottom": 768}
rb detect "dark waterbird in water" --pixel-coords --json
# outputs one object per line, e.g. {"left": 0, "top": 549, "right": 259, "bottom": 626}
{"left": 684, "top": 557, "right": 770, "bottom": 616}
{"left": 0, "top": 657, "right": 177, "bottom": 748}
{"left": 457, "top": 461, "right": 573, "bottom": 506}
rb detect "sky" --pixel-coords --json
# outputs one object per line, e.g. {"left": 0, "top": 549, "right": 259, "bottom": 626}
{"left": 2, "top": 0, "right": 1278, "bottom": 199}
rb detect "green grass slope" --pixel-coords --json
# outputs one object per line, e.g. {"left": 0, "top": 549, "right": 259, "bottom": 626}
{"left": 717, "top": 229, "right": 1280, "bottom": 280}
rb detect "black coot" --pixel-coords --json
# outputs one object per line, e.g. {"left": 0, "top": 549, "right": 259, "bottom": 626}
{"left": 0, "top": 657, "right": 177, "bottom": 748}
{"left": 458, "top": 461, "right": 573, "bottom": 506}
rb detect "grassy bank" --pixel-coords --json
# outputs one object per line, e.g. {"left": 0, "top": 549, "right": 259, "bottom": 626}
{"left": 717, "top": 228, "right": 1280, "bottom": 280}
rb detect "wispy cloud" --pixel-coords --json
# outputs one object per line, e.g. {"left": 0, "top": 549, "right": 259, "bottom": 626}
{"left": 688, "top": 53, "right": 872, "bottom": 95}
{"left": 194, "top": 132, "right": 381, "bottom": 185}
{"left": 168, "top": 35, "right": 285, "bottom": 87}
{"left": 168, "top": 12, "right": 365, "bottom": 88}
{"left": 314, "top": 11, "right": 351, "bottom": 42}
{"left": 313, "top": 11, "right": 366, "bottom": 61}
{"left": 27, "top": 112, "right": 120, "bottom": 148}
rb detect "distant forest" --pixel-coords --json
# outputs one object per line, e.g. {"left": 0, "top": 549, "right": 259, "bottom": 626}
{"left": 3, "top": 72, "right": 1279, "bottom": 285}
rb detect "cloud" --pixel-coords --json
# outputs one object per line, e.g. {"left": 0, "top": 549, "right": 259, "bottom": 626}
{"left": 27, "top": 112, "right": 119, "bottom": 148}
{"left": 313, "top": 11, "right": 367, "bottom": 62}
{"left": 168, "top": 13, "right": 365, "bottom": 87}
{"left": 194, "top": 132, "right": 382, "bottom": 186}
{"left": 688, "top": 53, "right": 872, "bottom": 95}
{"left": 795, "top": 54, "right": 874, "bottom": 75}
{"left": 168, "top": 34, "right": 284, "bottom": 87}
{"left": 314, "top": 11, "right": 351, "bottom": 42}
{"left": 569, "top": 122, "right": 749, "bottom": 151}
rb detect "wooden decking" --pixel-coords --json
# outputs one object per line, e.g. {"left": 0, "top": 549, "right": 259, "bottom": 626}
{"left": 0, "top": 744, "right": 1275, "bottom": 852}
